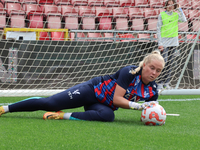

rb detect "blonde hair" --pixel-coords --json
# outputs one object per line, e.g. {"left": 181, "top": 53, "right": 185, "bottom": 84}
{"left": 130, "top": 50, "right": 165, "bottom": 75}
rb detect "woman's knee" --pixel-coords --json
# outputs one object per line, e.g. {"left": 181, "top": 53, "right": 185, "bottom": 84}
{"left": 99, "top": 108, "right": 115, "bottom": 122}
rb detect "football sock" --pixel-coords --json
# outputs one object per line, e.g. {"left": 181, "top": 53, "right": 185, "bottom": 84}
{"left": 63, "top": 113, "right": 72, "bottom": 120}
{"left": 3, "top": 106, "right": 9, "bottom": 113}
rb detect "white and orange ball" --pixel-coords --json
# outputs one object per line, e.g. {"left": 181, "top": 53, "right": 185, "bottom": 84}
{"left": 141, "top": 103, "right": 166, "bottom": 126}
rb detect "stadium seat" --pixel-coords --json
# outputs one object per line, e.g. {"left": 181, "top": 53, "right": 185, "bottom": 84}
{"left": 178, "top": 22, "right": 188, "bottom": 32}
{"left": 104, "top": 0, "right": 120, "bottom": 7}
{"left": 129, "top": 8, "right": 144, "bottom": 30}
{"left": 54, "top": 0, "right": 71, "bottom": 5}
{"left": 129, "top": 7, "right": 144, "bottom": 18}
{"left": 103, "top": 33, "right": 114, "bottom": 41}
{"left": 23, "top": 4, "right": 44, "bottom": 28}
{"left": 135, "top": 0, "right": 149, "bottom": 7}
{"left": 20, "top": 0, "right": 37, "bottom": 4}
{"left": 71, "top": 0, "right": 88, "bottom": 6}
{"left": 61, "top": 5, "right": 79, "bottom": 29}
{"left": 178, "top": 34, "right": 184, "bottom": 43}
{"left": 192, "top": 21, "right": 200, "bottom": 32}
{"left": 6, "top": 3, "right": 26, "bottom": 28}
{"left": 119, "top": 0, "right": 135, "bottom": 7}
{"left": 43, "top": 4, "right": 61, "bottom": 29}
{"left": 39, "top": 32, "right": 50, "bottom": 40}
{"left": 88, "top": 0, "right": 104, "bottom": 6}
{"left": 191, "top": 0, "right": 200, "bottom": 9}
{"left": 70, "top": 32, "right": 86, "bottom": 41}
{"left": 153, "top": 34, "right": 157, "bottom": 42}
{"left": 0, "top": 3, "right": 6, "bottom": 28}
{"left": 137, "top": 33, "right": 150, "bottom": 42}
{"left": 87, "top": 33, "right": 103, "bottom": 41}
{"left": 118, "top": 33, "right": 136, "bottom": 42}
{"left": 96, "top": 7, "right": 113, "bottom": 30}
{"left": 188, "top": 9, "right": 200, "bottom": 20}
{"left": 112, "top": 7, "right": 128, "bottom": 30}
{"left": 79, "top": 6, "right": 96, "bottom": 30}
{"left": 144, "top": 8, "right": 159, "bottom": 31}
{"left": 51, "top": 32, "right": 65, "bottom": 40}
{"left": 186, "top": 34, "right": 200, "bottom": 43}
{"left": 38, "top": 0, "right": 54, "bottom": 5}
{"left": 177, "top": 0, "right": 192, "bottom": 9}
{"left": 149, "top": 0, "right": 164, "bottom": 8}
{"left": 1, "top": 0, "right": 19, "bottom": 4}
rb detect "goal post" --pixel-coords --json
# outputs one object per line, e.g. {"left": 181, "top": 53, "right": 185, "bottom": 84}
{"left": 0, "top": 2, "right": 200, "bottom": 96}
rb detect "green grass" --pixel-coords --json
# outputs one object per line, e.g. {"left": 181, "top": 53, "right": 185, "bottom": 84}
{"left": 0, "top": 95, "right": 200, "bottom": 150}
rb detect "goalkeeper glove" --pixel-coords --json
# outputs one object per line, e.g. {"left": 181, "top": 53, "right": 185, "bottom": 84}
{"left": 129, "top": 101, "right": 151, "bottom": 111}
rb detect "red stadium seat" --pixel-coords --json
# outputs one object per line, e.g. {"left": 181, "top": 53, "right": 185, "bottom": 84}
{"left": 144, "top": 8, "right": 159, "bottom": 31}
{"left": 129, "top": 8, "right": 144, "bottom": 30}
{"left": 20, "top": 0, "right": 36, "bottom": 4}
{"left": 192, "top": 21, "right": 200, "bottom": 32}
{"left": 191, "top": 0, "right": 200, "bottom": 9}
{"left": 38, "top": 0, "right": 53, "bottom": 5}
{"left": 70, "top": 32, "right": 86, "bottom": 41}
{"left": 71, "top": 0, "right": 88, "bottom": 6}
{"left": 119, "top": 0, "right": 134, "bottom": 7}
{"left": 1, "top": 0, "right": 18, "bottom": 4}
{"left": 39, "top": 32, "right": 50, "bottom": 40}
{"left": 96, "top": 7, "right": 113, "bottom": 30}
{"left": 149, "top": 0, "right": 164, "bottom": 8}
{"left": 87, "top": 33, "right": 103, "bottom": 41}
{"left": 186, "top": 34, "right": 200, "bottom": 43}
{"left": 88, "top": 0, "right": 104, "bottom": 6}
{"left": 6, "top": 3, "right": 26, "bottom": 28}
{"left": 178, "top": 22, "right": 188, "bottom": 32}
{"left": 129, "top": 7, "right": 144, "bottom": 18}
{"left": 23, "top": 4, "right": 44, "bottom": 28}
{"left": 137, "top": 33, "right": 150, "bottom": 42}
{"left": 61, "top": 5, "right": 79, "bottom": 29}
{"left": 104, "top": 0, "right": 120, "bottom": 7}
{"left": 54, "top": 0, "right": 71, "bottom": 5}
{"left": 112, "top": 7, "right": 128, "bottom": 30}
{"left": 135, "top": 0, "right": 149, "bottom": 7}
{"left": 43, "top": 5, "right": 61, "bottom": 29}
{"left": 177, "top": 0, "right": 192, "bottom": 9}
{"left": 178, "top": 34, "right": 184, "bottom": 43}
{"left": 0, "top": 3, "right": 6, "bottom": 28}
{"left": 188, "top": 9, "right": 200, "bottom": 20}
{"left": 118, "top": 33, "right": 136, "bottom": 42}
{"left": 103, "top": 33, "right": 113, "bottom": 41}
{"left": 51, "top": 32, "right": 65, "bottom": 40}
{"left": 79, "top": 6, "right": 96, "bottom": 30}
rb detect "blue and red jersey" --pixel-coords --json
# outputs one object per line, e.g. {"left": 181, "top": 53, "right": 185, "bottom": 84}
{"left": 93, "top": 65, "right": 158, "bottom": 110}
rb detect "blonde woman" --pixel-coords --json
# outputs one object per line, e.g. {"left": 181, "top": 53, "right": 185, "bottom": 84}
{"left": 0, "top": 50, "right": 165, "bottom": 122}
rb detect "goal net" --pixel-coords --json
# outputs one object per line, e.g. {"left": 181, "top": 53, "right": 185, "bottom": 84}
{"left": 0, "top": 0, "right": 200, "bottom": 96}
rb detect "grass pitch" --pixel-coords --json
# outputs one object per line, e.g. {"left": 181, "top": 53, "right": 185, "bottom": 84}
{"left": 0, "top": 95, "right": 200, "bottom": 150}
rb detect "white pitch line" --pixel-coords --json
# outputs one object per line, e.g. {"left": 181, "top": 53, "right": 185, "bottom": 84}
{"left": 158, "top": 98, "right": 200, "bottom": 101}
{"left": 166, "top": 114, "right": 180, "bottom": 116}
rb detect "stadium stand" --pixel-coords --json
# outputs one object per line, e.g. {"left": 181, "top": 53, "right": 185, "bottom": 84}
{"left": 88, "top": 0, "right": 104, "bottom": 7}
{"left": 118, "top": 33, "right": 136, "bottom": 42}
{"left": 0, "top": 3, "right": 6, "bottom": 28}
{"left": 129, "top": 7, "right": 144, "bottom": 31}
{"left": 70, "top": 32, "right": 86, "bottom": 41}
{"left": 103, "top": 0, "right": 120, "bottom": 7}
{"left": 177, "top": 0, "right": 192, "bottom": 9}
{"left": 144, "top": 8, "right": 159, "bottom": 31}
{"left": 23, "top": 4, "right": 44, "bottom": 28}
{"left": 103, "top": 32, "right": 113, "bottom": 41}
{"left": 134, "top": 0, "right": 149, "bottom": 7}
{"left": 54, "top": 0, "right": 71, "bottom": 5}
{"left": 71, "top": 0, "right": 88, "bottom": 6}
{"left": 87, "top": 32, "right": 103, "bottom": 41}
{"left": 191, "top": 0, "right": 200, "bottom": 9}
{"left": 79, "top": 6, "right": 96, "bottom": 30}
{"left": 149, "top": 0, "right": 164, "bottom": 8}
{"left": 113, "top": 7, "right": 128, "bottom": 30}
{"left": 137, "top": 33, "right": 150, "bottom": 42}
{"left": 6, "top": 3, "right": 26, "bottom": 28}
{"left": 95, "top": 7, "right": 113, "bottom": 30}
{"left": 61, "top": 5, "right": 79, "bottom": 29}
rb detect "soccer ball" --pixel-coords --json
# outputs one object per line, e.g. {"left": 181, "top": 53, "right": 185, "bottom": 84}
{"left": 141, "top": 103, "right": 166, "bottom": 126}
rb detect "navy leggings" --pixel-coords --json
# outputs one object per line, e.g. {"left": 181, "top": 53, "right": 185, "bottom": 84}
{"left": 8, "top": 81, "right": 115, "bottom": 122}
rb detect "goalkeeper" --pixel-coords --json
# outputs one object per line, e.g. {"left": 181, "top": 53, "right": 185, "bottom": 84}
{"left": 0, "top": 50, "right": 165, "bottom": 122}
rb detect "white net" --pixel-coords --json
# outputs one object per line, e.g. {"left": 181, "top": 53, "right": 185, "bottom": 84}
{"left": 0, "top": 0, "right": 200, "bottom": 96}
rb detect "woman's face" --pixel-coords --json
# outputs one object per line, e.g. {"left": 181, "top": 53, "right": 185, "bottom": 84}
{"left": 142, "top": 59, "right": 164, "bottom": 84}
{"left": 167, "top": 0, "right": 175, "bottom": 12}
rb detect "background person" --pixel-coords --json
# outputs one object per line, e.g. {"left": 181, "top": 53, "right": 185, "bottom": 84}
{"left": 0, "top": 51, "right": 165, "bottom": 122}
{"left": 157, "top": 0, "right": 187, "bottom": 90}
